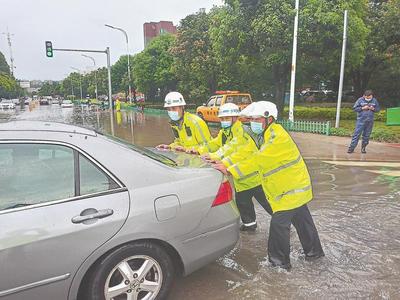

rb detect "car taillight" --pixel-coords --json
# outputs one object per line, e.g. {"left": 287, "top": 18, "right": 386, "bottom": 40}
{"left": 212, "top": 181, "right": 233, "bottom": 207}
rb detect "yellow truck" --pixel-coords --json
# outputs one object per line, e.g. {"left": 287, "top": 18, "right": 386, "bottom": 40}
{"left": 196, "top": 91, "right": 252, "bottom": 123}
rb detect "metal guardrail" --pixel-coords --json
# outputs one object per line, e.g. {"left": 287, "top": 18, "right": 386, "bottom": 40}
{"left": 278, "top": 120, "right": 331, "bottom": 136}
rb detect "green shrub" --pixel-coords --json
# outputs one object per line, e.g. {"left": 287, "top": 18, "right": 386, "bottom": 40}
{"left": 330, "top": 127, "right": 352, "bottom": 137}
{"left": 370, "top": 128, "right": 398, "bottom": 143}
{"left": 282, "top": 106, "right": 386, "bottom": 122}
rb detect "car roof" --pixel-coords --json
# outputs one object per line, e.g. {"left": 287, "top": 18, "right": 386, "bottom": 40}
{"left": 0, "top": 121, "right": 96, "bottom": 136}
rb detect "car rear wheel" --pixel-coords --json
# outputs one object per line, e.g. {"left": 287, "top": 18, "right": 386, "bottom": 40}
{"left": 86, "top": 242, "right": 175, "bottom": 300}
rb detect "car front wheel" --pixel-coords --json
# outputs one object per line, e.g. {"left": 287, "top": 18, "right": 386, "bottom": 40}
{"left": 86, "top": 242, "right": 175, "bottom": 300}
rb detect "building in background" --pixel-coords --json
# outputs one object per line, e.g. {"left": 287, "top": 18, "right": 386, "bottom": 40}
{"left": 143, "top": 21, "right": 177, "bottom": 48}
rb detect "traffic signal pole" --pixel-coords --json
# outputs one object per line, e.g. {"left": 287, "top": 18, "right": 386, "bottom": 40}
{"left": 44, "top": 42, "right": 113, "bottom": 114}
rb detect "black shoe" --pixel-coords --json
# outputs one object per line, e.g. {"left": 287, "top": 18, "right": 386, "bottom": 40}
{"left": 347, "top": 148, "right": 354, "bottom": 154}
{"left": 305, "top": 252, "right": 325, "bottom": 262}
{"left": 240, "top": 223, "right": 257, "bottom": 232}
{"left": 361, "top": 146, "right": 367, "bottom": 154}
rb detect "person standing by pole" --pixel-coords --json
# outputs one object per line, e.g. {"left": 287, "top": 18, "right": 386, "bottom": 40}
{"left": 347, "top": 90, "right": 380, "bottom": 154}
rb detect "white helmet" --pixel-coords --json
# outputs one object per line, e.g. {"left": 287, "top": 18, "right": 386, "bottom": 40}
{"left": 244, "top": 101, "right": 278, "bottom": 119}
{"left": 218, "top": 103, "right": 240, "bottom": 117}
{"left": 239, "top": 102, "right": 258, "bottom": 117}
{"left": 164, "top": 92, "right": 186, "bottom": 108}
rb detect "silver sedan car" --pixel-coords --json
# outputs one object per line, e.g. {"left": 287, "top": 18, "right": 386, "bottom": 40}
{"left": 0, "top": 121, "right": 239, "bottom": 300}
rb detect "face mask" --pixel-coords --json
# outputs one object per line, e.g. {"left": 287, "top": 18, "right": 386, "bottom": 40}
{"left": 168, "top": 111, "right": 181, "bottom": 121}
{"left": 365, "top": 97, "right": 372, "bottom": 102}
{"left": 250, "top": 122, "right": 264, "bottom": 134}
{"left": 220, "top": 121, "right": 232, "bottom": 128}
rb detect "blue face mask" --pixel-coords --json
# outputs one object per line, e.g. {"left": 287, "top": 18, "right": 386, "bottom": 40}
{"left": 168, "top": 111, "right": 181, "bottom": 121}
{"left": 250, "top": 121, "right": 264, "bottom": 135}
{"left": 220, "top": 121, "right": 232, "bottom": 128}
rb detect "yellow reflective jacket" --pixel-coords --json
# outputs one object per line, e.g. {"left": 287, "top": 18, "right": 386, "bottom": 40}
{"left": 169, "top": 111, "right": 212, "bottom": 150}
{"left": 219, "top": 124, "right": 262, "bottom": 192}
{"left": 198, "top": 120, "right": 242, "bottom": 155}
{"left": 227, "top": 123, "right": 313, "bottom": 212}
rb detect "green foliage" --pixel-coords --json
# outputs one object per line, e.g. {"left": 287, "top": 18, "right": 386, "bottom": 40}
{"left": 282, "top": 106, "right": 386, "bottom": 121}
{"left": 329, "top": 120, "right": 400, "bottom": 143}
{"left": 133, "top": 34, "right": 177, "bottom": 101}
{"left": 0, "top": 52, "right": 10, "bottom": 75}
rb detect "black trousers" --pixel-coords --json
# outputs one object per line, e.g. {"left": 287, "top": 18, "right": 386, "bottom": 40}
{"left": 268, "top": 204, "right": 324, "bottom": 268}
{"left": 235, "top": 185, "right": 273, "bottom": 225}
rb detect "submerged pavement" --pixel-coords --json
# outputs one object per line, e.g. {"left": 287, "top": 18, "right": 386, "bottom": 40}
{"left": 2, "top": 105, "right": 400, "bottom": 299}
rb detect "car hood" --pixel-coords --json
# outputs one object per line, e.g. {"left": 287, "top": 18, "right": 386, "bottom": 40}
{"left": 148, "top": 148, "right": 210, "bottom": 168}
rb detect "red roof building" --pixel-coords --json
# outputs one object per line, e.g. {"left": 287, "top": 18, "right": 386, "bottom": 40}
{"left": 143, "top": 21, "right": 177, "bottom": 47}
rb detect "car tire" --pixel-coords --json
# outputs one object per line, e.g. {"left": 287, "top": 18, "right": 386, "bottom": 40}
{"left": 86, "top": 242, "right": 175, "bottom": 300}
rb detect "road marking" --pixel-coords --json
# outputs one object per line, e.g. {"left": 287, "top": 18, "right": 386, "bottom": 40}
{"left": 323, "top": 161, "right": 400, "bottom": 168}
{"left": 365, "top": 170, "right": 400, "bottom": 177}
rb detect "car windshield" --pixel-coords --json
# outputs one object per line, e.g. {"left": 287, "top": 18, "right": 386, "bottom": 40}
{"left": 101, "top": 133, "right": 177, "bottom": 167}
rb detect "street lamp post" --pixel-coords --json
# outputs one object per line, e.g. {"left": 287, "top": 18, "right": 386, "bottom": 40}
{"left": 71, "top": 67, "right": 83, "bottom": 101}
{"left": 288, "top": 0, "right": 300, "bottom": 122}
{"left": 105, "top": 24, "right": 132, "bottom": 103}
{"left": 82, "top": 54, "right": 98, "bottom": 101}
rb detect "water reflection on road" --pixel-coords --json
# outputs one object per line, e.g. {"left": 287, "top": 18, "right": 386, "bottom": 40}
{"left": 2, "top": 105, "right": 400, "bottom": 299}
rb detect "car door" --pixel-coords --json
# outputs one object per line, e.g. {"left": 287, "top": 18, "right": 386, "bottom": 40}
{"left": 0, "top": 142, "right": 130, "bottom": 300}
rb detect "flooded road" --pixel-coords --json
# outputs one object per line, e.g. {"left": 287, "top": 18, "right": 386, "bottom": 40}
{"left": 2, "top": 104, "right": 400, "bottom": 299}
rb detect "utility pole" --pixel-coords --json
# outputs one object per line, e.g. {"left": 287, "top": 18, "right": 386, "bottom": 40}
{"left": 335, "top": 10, "right": 348, "bottom": 128}
{"left": 2, "top": 29, "right": 15, "bottom": 76}
{"left": 288, "top": 0, "right": 299, "bottom": 122}
{"left": 105, "top": 24, "right": 132, "bottom": 103}
{"left": 82, "top": 54, "right": 98, "bottom": 101}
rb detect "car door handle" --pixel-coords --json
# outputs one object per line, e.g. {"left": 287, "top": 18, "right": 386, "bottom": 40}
{"left": 72, "top": 208, "right": 114, "bottom": 224}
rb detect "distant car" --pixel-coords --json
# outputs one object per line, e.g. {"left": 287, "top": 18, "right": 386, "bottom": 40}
{"left": 24, "top": 98, "right": 32, "bottom": 105}
{"left": 0, "top": 99, "right": 16, "bottom": 109}
{"left": 0, "top": 121, "right": 239, "bottom": 300}
{"left": 61, "top": 100, "right": 73, "bottom": 108}
{"left": 39, "top": 99, "right": 49, "bottom": 105}
{"left": 11, "top": 98, "right": 20, "bottom": 105}
{"left": 196, "top": 91, "right": 252, "bottom": 122}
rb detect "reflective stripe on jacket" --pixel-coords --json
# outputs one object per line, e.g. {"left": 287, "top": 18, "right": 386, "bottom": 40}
{"left": 198, "top": 120, "right": 243, "bottom": 156}
{"left": 220, "top": 124, "right": 262, "bottom": 192}
{"left": 227, "top": 123, "right": 313, "bottom": 212}
{"left": 169, "top": 112, "right": 212, "bottom": 150}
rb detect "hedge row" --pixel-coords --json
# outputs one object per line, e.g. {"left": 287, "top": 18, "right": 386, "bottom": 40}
{"left": 330, "top": 127, "right": 399, "bottom": 143}
{"left": 282, "top": 107, "right": 386, "bottom": 122}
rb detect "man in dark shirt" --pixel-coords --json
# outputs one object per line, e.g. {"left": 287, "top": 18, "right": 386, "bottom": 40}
{"left": 348, "top": 90, "right": 380, "bottom": 154}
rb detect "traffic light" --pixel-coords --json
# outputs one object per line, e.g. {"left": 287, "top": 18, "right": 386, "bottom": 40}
{"left": 45, "top": 41, "right": 53, "bottom": 57}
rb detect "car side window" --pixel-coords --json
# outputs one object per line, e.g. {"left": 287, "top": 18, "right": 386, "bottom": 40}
{"left": 79, "top": 154, "right": 119, "bottom": 196}
{"left": 207, "top": 97, "right": 216, "bottom": 107}
{"left": 0, "top": 143, "right": 75, "bottom": 211}
{"left": 215, "top": 96, "right": 223, "bottom": 106}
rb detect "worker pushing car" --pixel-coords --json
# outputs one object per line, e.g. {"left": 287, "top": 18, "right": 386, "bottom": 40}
{"left": 157, "top": 92, "right": 212, "bottom": 151}
{"left": 213, "top": 101, "right": 324, "bottom": 270}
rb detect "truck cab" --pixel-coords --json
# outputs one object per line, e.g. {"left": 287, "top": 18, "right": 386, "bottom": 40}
{"left": 196, "top": 91, "right": 252, "bottom": 123}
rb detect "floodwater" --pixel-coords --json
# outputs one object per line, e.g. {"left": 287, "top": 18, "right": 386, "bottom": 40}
{"left": 2, "top": 104, "right": 400, "bottom": 299}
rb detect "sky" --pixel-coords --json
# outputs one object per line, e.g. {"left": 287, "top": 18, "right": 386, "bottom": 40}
{"left": 0, "top": 0, "right": 223, "bottom": 81}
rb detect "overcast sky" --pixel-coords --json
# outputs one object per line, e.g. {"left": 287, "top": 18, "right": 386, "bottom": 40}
{"left": 0, "top": 0, "right": 223, "bottom": 81}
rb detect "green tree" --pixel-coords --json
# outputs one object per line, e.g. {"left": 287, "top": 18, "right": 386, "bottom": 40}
{"left": 351, "top": 0, "right": 400, "bottom": 101}
{"left": 0, "top": 52, "right": 10, "bottom": 75}
{"left": 133, "top": 34, "right": 177, "bottom": 101}
{"left": 171, "top": 9, "right": 223, "bottom": 103}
